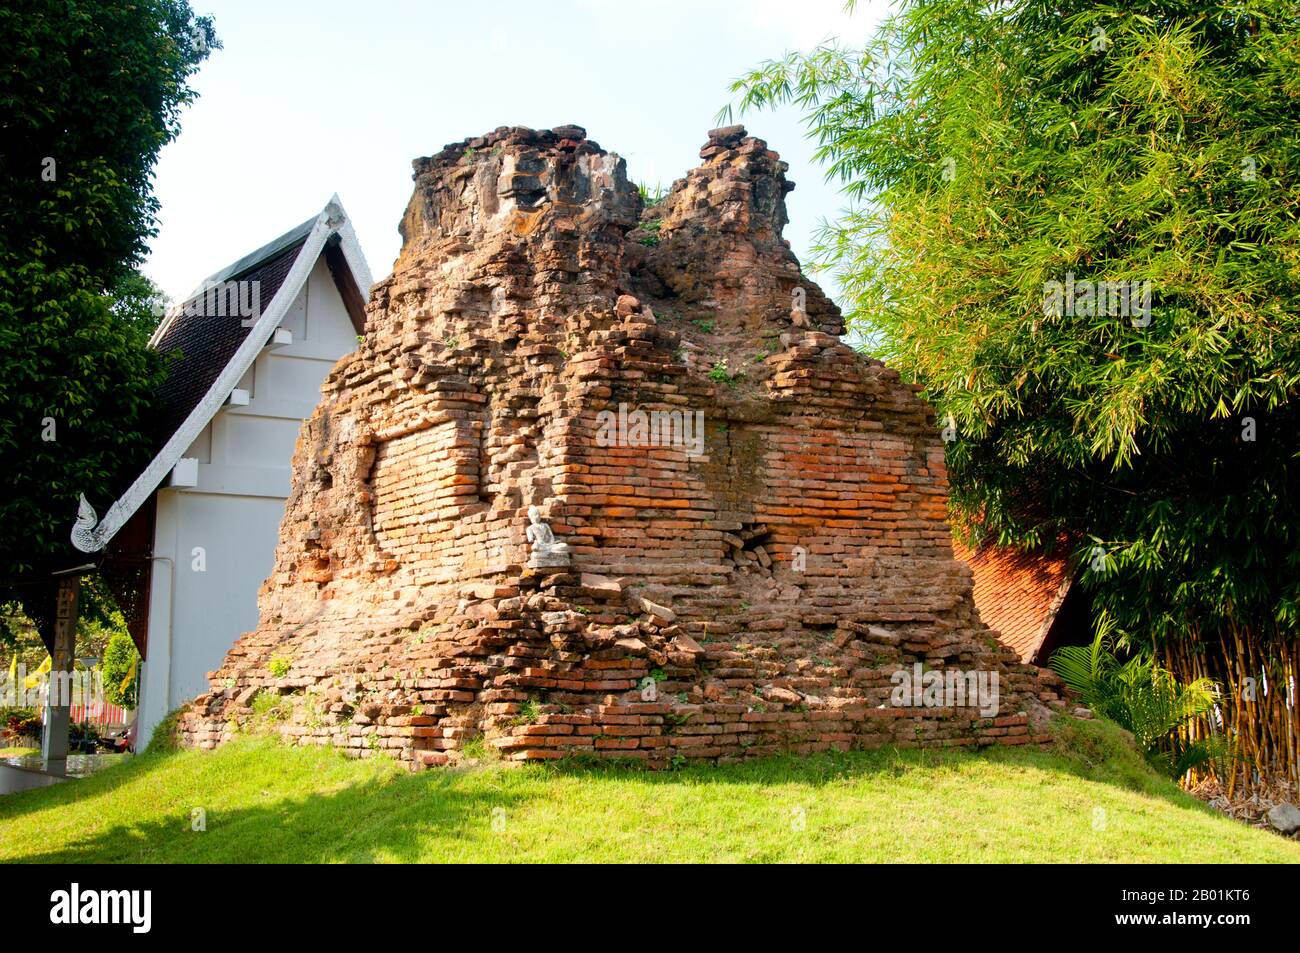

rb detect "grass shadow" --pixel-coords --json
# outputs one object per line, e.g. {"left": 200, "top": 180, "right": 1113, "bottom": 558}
{"left": 2, "top": 716, "right": 1280, "bottom": 863}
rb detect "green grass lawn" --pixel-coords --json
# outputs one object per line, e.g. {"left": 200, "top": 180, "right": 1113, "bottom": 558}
{"left": 1, "top": 719, "right": 1295, "bottom": 863}
{"left": 0, "top": 747, "right": 38, "bottom": 758}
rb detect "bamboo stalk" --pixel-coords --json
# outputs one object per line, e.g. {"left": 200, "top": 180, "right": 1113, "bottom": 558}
{"left": 1167, "top": 622, "right": 1299, "bottom": 796}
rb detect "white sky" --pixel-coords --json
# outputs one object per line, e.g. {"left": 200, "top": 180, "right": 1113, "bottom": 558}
{"left": 145, "top": 0, "right": 892, "bottom": 303}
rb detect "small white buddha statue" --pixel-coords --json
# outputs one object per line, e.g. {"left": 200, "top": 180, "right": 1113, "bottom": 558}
{"left": 526, "top": 505, "right": 571, "bottom": 567}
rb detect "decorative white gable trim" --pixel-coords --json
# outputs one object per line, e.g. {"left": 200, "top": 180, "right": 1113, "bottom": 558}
{"left": 71, "top": 196, "right": 373, "bottom": 553}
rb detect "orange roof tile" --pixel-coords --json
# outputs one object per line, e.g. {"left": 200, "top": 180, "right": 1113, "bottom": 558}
{"left": 954, "top": 540, "right": 1074, "bottom": 663}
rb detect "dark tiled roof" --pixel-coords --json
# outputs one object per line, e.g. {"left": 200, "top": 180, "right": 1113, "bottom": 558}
{"left": 200, "top": 217, "right": 314, "bottom": 288}
{"left": 149, "top": 238, "right": 306, "bottom": 456}
{"left": 954, "top": 539, "right": 1073, "bottom": 663}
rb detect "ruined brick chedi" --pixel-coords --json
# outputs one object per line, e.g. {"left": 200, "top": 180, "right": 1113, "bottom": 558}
{"left": 180, "top": 125, "right": 1062, "bottom": 765}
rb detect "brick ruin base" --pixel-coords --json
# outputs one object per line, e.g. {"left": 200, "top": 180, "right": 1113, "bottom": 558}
{"left": 178, "top": 124, "right": 1067, "bottom": 767}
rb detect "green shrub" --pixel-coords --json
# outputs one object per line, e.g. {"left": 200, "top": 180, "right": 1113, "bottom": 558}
{"left": 708, "top": 361, "right": 740, "bottom": 387}
{"left": 0, "top": 705, "right": 40, "bottom": 742}
{"left": 250, "top": 690, "right": 290, "bottom": 724}
{"left": 636, "top": 181, "right": 666, "bottom": 207}
{"left": 145, "top": 708, "right": 183, "bottom": 754}
{"left": 70, "top": 721, "right": 102, "bottom": 745}
{"left": 1051, "top": 626, "right": 1223, "bottom": 779}
{"left": 460, "top": 735, "right": 500, "bottom": 761}
{"left": 102, "top": 631, "right": 139, "bottom": 709}
{"left": 510, "top": 699, "right": 541, "bottom": 726}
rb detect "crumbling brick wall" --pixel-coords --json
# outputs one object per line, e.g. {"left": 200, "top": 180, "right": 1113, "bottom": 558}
{"left": 178, "top": 124, "right": 1065, "bottom": 766}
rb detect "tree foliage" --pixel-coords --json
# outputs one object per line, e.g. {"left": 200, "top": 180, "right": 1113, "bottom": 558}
{"left": 728, "top": 0, "right": 1300, "bottom": 652}
{"left": 0, "top": 1, "right": 217, "bottom": 593}
{"left": 3, "top": 573, "right": 135, "bottom": 673}
{"left": 102, "top": 630, "right": 139, "bottom": 709}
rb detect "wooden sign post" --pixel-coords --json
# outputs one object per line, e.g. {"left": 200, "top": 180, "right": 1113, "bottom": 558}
{"left": 40, "top": 574, "right": 80, "bottom": 768}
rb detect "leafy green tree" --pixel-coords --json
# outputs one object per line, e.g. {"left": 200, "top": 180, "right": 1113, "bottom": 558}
{"left": 0, "top": 603, "right": 46, "bottom": 671}
{"left": 111, "top": 270, "right": 172, "bottom": 336}
{"left": 101, "top": 630, "right": 139, "bottom": 709}
{"left": 0, "top": 3, "right": 216, "bottom": 599}
{"left": 730, "top": 0, "right": 1300, "bottom": 786}
{"left": 3, "top": 574, "right": 135, "bottom": 673}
